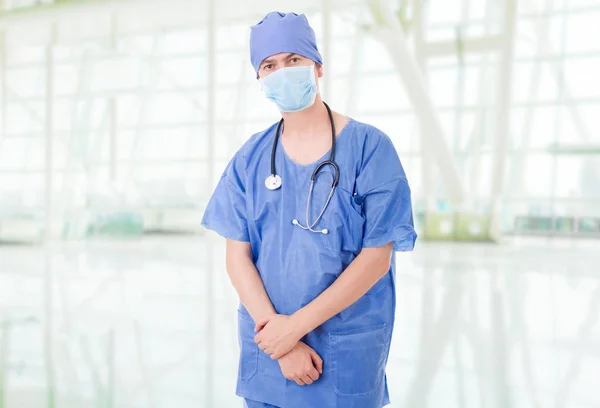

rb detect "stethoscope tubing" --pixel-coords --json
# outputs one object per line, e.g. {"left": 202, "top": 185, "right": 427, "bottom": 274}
{"left": 267, "top": 101, "right": 340, "bottom": 234}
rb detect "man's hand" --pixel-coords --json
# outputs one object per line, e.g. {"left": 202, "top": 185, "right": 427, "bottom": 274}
{"left": 254, "top": 314, "right": 303, "bottom": 359}
{"left": 277, "top": 341, "right": 323, "bottom": 386}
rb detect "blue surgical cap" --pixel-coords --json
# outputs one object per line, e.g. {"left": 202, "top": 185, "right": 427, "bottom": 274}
{"left": 250, "top": 12, "right": 323, "bottom": 73}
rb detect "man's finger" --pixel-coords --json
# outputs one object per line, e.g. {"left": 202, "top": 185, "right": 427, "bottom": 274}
{"left": 302, "top": 374, "right": 313, "bottom": 385}
{"left": 310, "top": 350, "right": 323, "bottom": 374}
{"left": 307, "top": 366, "right": 319, "bottom": 381}
{"left": 295, "top": 378, "right": 305, "bottom": 386}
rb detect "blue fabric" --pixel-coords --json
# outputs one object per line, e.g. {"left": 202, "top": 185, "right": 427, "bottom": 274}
{"left": 244, "top": 398, "right": 280, "bottom": 408}
{"left": 200, "top": 147, "right": 250, "bottom": 242}
{"left": 202, "top": 118, "right": 417, "bottom": 408}
{"left": 250, "top": 12, "right": 323, "bottom": 73}
{"left": 259, "top": 65, "right": 318, "bottom": 112}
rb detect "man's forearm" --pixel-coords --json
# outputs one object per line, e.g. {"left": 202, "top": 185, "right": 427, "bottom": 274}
{"left": 292, "top": 243, "right": 393, "bottom": 335}
{"left": 226, "top": 241, "right": 276, "bottom": 322}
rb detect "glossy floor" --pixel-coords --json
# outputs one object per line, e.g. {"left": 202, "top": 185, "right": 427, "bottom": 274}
{"left": 0, "top": 235, "right": 598, "bottom": 407}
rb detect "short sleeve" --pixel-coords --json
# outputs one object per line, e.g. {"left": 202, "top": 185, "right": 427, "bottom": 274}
{"left": 201, "top": 151, "right": 250, "bottom": 242}
{"left": 356, "top": 133, "right": 417, "bottom": 252}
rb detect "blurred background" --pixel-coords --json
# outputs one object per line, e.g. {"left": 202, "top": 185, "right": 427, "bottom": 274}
{"left": 0, "top": 0, "right": 599, "bottom": 407}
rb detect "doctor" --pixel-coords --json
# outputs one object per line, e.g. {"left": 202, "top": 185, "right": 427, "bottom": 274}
{"left": 202, "top": 11, "right": 417, "bottom": 408}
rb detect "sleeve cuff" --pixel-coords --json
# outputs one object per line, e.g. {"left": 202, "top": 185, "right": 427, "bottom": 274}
{"left": 363, "top": 227, "right": 417, "bottom": 252}
{"left": 201, "top": 217, "right": 250, "bottom": 242}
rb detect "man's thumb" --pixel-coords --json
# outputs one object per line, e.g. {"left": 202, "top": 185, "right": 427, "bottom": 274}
{"left": 310, "top": 350, "right": 323, "bottom": 374}
{"left": 254, "top": 317, "right": 270, "bottom": 332}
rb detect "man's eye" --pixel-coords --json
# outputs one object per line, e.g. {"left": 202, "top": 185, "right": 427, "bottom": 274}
{"left": 291, "top": 58, "right": 300, "bottom": 63}
{"left": 264, "top": 64, "right": 273, "bottom": 70}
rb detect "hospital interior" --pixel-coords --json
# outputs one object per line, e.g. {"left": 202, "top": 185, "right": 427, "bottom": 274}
{"left": 0, "top": 0, "right": 599, "bottom": 407}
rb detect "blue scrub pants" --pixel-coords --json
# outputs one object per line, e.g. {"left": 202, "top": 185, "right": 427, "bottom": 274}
{"left": 244, "top": 398, "right": 280, "bottom": 408}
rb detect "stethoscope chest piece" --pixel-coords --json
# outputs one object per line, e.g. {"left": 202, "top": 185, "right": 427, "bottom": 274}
{"left": 265, "top": 174, "right": 282, "bottom": 190}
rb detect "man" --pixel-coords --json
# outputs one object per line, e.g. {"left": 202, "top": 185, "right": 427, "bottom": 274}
{"left": 201, "top": 11, "right": 417, "bottom": 408}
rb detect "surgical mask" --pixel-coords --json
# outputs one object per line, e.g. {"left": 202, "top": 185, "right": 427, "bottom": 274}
{"left": 259, "top": 65, "right": 319, "bottom": 112}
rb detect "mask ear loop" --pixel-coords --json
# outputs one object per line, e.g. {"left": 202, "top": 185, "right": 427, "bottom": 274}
{"left": 311, "top": 63, "right": 321, "bottom": 97}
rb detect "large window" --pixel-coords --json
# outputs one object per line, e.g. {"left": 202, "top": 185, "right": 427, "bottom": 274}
{"left": 0, "top": 1, "right": 598, "bottom": 234}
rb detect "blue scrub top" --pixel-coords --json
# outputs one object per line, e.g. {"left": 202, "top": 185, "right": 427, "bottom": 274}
{"left": 202, "top": 118, "right": 417, "bottom": 408}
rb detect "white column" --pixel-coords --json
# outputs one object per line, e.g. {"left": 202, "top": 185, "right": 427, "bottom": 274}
{"left": 489, "top": 0, "right": 517, "bottom": 239}
{"left": 43, "top": 24, "right": 57, "bottom": 405}
{"left": 109, "top": 98, "right": 117, "bottom": 183}
{"left": 412, "top": 0, "right": 435, "bottom": 212}
{"left": 44, "top": 24, "right": 57, "bottom": 240}
{"left": 205, "top": 1, "right": 216, "bottom": 407}
{"left": 109, "top": 14, "right": 118, "bottom": 183}
{"left": 0, "top": 29, "right": 5, "bottom": 143}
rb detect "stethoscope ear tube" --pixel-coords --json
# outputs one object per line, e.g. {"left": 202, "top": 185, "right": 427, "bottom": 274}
{"left": 271, "top": 118, "right": 284, "bottom": 178}
{"left": 311, "top": 160, "right": 340, "bottom": 187}
{"left": 269, "top": 101, "right": 337, "bottom": 184}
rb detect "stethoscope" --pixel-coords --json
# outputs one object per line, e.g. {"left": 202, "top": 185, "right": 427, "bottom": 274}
{"left": 264, "top": 101, "right": 340, "bottom": 235}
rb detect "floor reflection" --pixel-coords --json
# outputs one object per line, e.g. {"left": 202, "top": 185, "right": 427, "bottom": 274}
{"left": 0, "top": 237, "right": 598, "bottom": 407}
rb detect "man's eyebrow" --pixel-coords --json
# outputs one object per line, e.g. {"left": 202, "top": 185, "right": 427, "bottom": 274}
{"left": 260, "top": 58, "right": 275, "bottom": 67}
{"left": 260, "top": 53, "right": 303, "bottom": 69}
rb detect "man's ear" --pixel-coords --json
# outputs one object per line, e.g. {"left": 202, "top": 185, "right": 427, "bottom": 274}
{"left": 316, "top": 63, "right": 324, "bottom": 78}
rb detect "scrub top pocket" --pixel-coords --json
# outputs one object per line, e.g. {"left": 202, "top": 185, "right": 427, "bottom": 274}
{"left": 310, "top": 179, "right": 365, "bottom": 256}
{"left": 327, "top": 323, "right": 388, "bottom": 396}
{"left": 237, "top": 310, "right": 259, "bottom": 381}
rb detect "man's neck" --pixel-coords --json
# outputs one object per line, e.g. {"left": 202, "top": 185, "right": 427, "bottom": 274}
{"left": 280, "top": 95, "right": 330, "bottom": 139}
